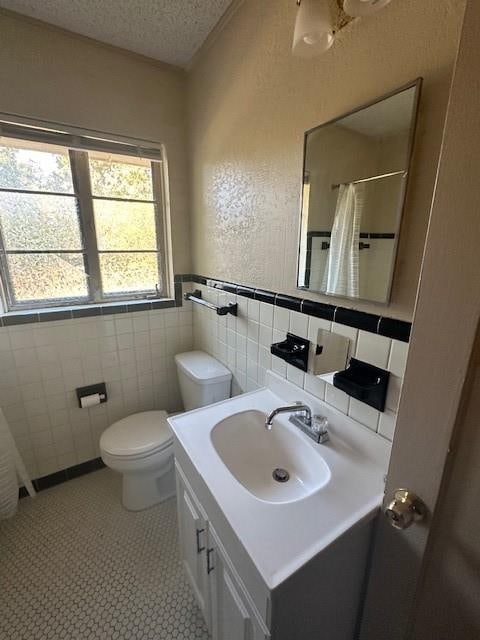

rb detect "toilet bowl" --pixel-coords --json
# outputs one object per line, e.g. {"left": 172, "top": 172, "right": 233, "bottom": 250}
{"left": 100, "top": 351, "right": 232, "bottom": 511}
{"left": 100, "top": 410, "right": 174, "bottom": 511}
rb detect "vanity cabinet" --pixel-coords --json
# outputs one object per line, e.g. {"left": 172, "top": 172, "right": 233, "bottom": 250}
{"left": 176, "top": 463, "right": 270, "bottom": 640}
{"left": 176, "top": 468, "right": 211, "bottom": 630}
{"left": 207, "top": 524, "right": 270, "bottom": 640}
{"left": 175, "top": 454, "right": 372, "bottom": 640}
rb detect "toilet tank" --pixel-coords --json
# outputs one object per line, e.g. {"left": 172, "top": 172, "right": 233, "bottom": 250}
{"left": 175, "top": 351, "right": 232, "bottom": 411}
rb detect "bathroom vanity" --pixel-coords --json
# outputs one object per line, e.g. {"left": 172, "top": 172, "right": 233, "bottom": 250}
{"left": 168, "top": 372, "right": 391, "bottom": 640}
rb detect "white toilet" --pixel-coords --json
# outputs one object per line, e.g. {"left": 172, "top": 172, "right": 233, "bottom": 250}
{"left": 100, "top": 351, "right": 231, "bottom": 511}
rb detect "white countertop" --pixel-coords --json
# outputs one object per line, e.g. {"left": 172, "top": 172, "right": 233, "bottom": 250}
{"left": 168, "top": 372, "right": 391, "bottom": 590}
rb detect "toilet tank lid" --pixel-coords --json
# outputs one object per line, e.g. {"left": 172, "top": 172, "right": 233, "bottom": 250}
{"left": 175, "top": 351, "right": 232, "bottom": 385}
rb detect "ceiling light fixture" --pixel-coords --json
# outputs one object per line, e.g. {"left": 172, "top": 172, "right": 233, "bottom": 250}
{"left": 292, "top": 0, "right": 335, "bottom": 57}
{"left": 292, "top": 0, "right": 394, "bottom": 58}
{"left": 343, "top": 0, "right": 392, "bottom": 17}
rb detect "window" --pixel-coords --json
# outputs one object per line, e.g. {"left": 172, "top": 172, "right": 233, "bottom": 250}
{"left": 0, "top": 124, "right": 169, "bottom": 311}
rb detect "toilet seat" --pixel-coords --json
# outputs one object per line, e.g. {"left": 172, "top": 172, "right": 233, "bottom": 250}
{"left": 100, "top": 410, "right": 173, "bottom": 460}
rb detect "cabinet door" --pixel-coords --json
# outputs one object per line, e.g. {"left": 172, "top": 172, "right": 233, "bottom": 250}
{"left": 208, "top": 526, "right": 270, "bottom": 640}
{"left": 176, "top": 470, "right": 210, "bottom": 628}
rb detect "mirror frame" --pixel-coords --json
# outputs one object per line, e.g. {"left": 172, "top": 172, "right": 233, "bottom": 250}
{"left": 296, "top": 78, "right": 422, "bottom": 306}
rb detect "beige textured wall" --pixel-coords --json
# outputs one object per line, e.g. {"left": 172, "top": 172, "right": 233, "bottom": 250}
{"left": 0, "top": 10, "right": 191, "bottom": 276}
{"left": 188, "top": 0, "right": 466, "bottom": 320}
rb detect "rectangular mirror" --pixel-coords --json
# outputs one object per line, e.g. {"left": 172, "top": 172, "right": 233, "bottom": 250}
{"left": 297, "top": 80, "right": 421, "bottom": 304}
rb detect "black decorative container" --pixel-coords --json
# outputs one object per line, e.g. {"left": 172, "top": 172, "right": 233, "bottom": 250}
{"left": 270, "top": 333, "right": 310, "bottom": 372}
{"left": 333, "top": 358, "right": 390, "bottom": 412}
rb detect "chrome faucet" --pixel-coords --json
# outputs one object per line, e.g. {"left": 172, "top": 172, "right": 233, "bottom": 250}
{"left": 265, "top": 402, "right": 312, "bottom": 430}
{"left": 265, "top": 401, "right": 329, "bottom": 444}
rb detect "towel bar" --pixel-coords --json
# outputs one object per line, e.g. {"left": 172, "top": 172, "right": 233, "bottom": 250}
{"left": 184, "top": 290, "right": 238, "bottom": 316}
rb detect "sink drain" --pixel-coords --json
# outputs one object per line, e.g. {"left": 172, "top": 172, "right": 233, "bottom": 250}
{"left": 272, "top": 468, "right": 290, "bottom": 483}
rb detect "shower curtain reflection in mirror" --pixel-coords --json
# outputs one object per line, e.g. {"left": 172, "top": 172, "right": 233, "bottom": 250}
{"left": 322, "top": 183, "right": 365, "bottom": 297}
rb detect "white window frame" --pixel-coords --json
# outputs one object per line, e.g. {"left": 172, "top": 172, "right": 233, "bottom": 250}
{"left": 0, "top": 116, "right": 173, "bottom": 311}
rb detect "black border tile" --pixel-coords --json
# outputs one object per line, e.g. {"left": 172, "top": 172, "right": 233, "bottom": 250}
{"left": 369, "top": 233, "right": 395, "bottom": 239}
{"left": 66, "top": 457, "right": 106, "bottom": 480}
{"left": 39, "top": 310, "right": 73, "bottom": 322}
{"left": 335, "top": 307, "right": 379, "bottom": 333}
{"left": 378, "top": 317, "right": 411, "bottom": 342}
{"left": 3, "top": 313, "right": 39, "bottom": 326}
{"left": 19, "top": 486, "right": 29, "bottom": 499}
{"left": 19, "top": 457, "right": 106, "bottom": 498}
{"left": 210, "top": 280, "right": 226, "bottom": 290}
{"left": 222, "top": 282, "right": 237, "bottom": 294}
{"left": 275, "top": 294, "right": 302, "bottom": 312}
{"left": 72, "top": 306, "right": 102, "bottom": 318}
{"left": 254, "top": 289, "right": 276, "bottom": 304}
{"left": 236, "top": 286, "right": 255, "bottom": 299}
{"left": 174, "top": 282, "right": 183, "bottom": 307}
{"left": 35, "top": 470, "right": 67, "bottom": 491}
{"left": 0, "top": 273, "right": 411, "bottom": 344}
{"left": 301, "top": 299, "right": 336, "bottom": 321}
{"left": 127, "top": 302, "right": 152, "bottom": 312}
{"left": 100, "top": 304, "right": 128, "bottom": 316}
{"left": 151, "top": 299, "right": 175, "bottom": 310}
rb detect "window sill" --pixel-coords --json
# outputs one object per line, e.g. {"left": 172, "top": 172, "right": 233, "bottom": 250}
{"left": 0, "top": 297, "right": 179, "bottom": 327}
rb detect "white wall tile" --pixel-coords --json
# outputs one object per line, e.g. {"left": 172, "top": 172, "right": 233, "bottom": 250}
{"left": 289, "top": 311, "right": 308, "bottom": 339}
{"left": 325, "top": 385, "right": 349, "bottom": 413}
{"left": 378, "top": 410, "right": 397, "bottom": 441}
{"left": 259, "top": 302, "right": 274, "bottom": 327}
{"left": 388, "top": 340, "right": 409, "bottom": 377}
{"left": 3, "top": 281, "right": 407, "bottom": 479}
{"left": 247, "top": 359, "right": 258, "bottom": 381}
{"left": 287, "top": 364, "right": 305, "bottom": 388}
{"left": 274, "top": 306, "right": 289, "bottom": 332}
{"left": 271, "top": 355, "right": 286, "bottom": 377}
{"left": 247, "top": 320, "right": 259, "bottom": 342}
{"left": 247, "top": 339, "right": 258, "bottom": 361}
{"left": 348, "top": 398, "right": 380, "bottom": 432}
{"left": 303, "top": 374, "right": 326, "bottom": 400}
{"left": 236, "top": 352, "right": 247, "bottom": 373}
{"left": 1, "top": 303, "right": 194, "bottom": 479}
{"left": 247, "top": 299, "right": 260, "bottom": 322}
{"left": 258, "top": 346, "right": 271, "bottom": 370}
{"left": 356, "top": 331, "right": 391, "bottom": 369}
{"left": 259, "top": 324, "right": 272, "bottom": 348}
{"left": 386, "top": 375, "right": 403, "bottom": 412}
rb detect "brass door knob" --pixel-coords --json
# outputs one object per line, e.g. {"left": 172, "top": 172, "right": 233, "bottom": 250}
{"left": 384, "top": 489, "right": 426, "bottom": 530}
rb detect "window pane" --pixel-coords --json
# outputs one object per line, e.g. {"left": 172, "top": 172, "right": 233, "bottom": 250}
{"left": 0, "top": 192, "right": 82, "bottom": 250}
{"left": 0, "top": 137, "right": 73, "bottom": 193}
{"left": 99, "top": 253, "right": 158, "bottom": 295}
{"left": 89, "top": 151, "right": 153, "bottom": 200}
{"left": 7, "top": 253, "right": 88, "bottom": 303}
{"left": 93, "top": 199, "right": 157, "bottom": 250}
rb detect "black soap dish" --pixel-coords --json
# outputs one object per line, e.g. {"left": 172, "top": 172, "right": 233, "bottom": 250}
{"left": 271, "top": 333, "right": 310, "bottom": 372}
{"left": 333, "top": 358, "right": 390, "bottom": 412}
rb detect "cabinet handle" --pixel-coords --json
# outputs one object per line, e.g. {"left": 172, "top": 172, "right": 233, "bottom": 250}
{"left": 206, "top": 548, "right": 215, "bottom": 574}
{"left": 196, "top": 528, "right": 205, "bottom": 554}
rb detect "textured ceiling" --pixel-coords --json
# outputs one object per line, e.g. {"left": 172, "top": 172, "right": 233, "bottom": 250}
{"left": 0, "top": 0, "right": 233, "bottom": 67}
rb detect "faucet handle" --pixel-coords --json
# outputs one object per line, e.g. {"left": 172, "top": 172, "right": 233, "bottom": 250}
{"left": 312, "top": 415, "right": 329, "bottom": 443}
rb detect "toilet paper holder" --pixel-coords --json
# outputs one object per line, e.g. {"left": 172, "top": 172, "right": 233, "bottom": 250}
{"left": 76, "top": 382, "right": 108, "bottom": 409}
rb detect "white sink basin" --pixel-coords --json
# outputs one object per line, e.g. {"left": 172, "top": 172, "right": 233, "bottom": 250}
{"left": 210, "top": 409, "right": 331, "bottom": 503}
